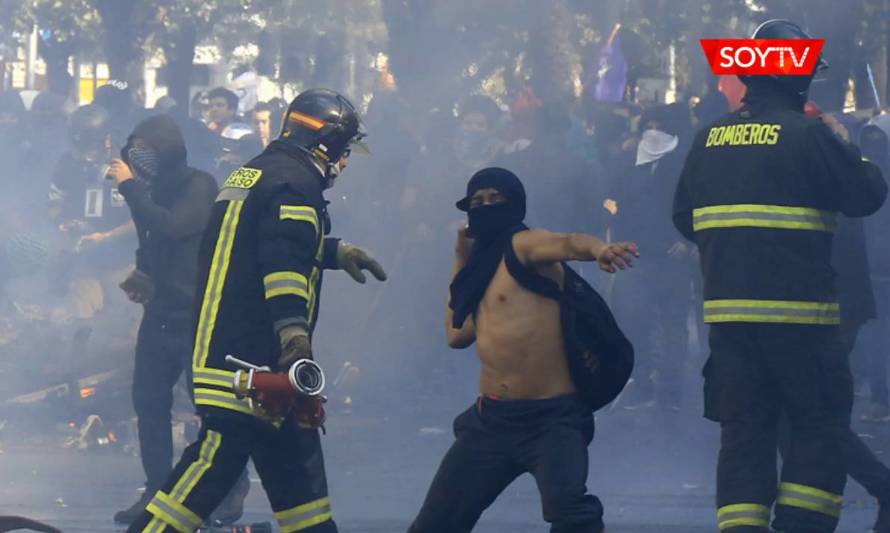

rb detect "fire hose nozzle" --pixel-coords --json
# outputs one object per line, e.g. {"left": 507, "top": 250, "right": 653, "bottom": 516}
{"left": 288, "top": 359, "right": 325, "bottom": 396}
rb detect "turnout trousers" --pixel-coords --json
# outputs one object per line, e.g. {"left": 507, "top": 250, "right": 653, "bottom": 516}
{"left": 127, "top": 411, "right": 337, "bottom": 533}
{"left": 705, "top": 324, "right": 853, "bottom": 532}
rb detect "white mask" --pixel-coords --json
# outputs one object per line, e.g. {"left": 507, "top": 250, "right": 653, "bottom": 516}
{"left": 635, "top": 129, "right": 679, "bottom": 166}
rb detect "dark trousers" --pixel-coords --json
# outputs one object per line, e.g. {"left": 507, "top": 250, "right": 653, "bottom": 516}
{"left": 706, "top": 324, "right": 853, "bottom": 532}
{"left": 409, "top": 395, "right": 603, "bottom": 533}
{"left": 132, "top": 310, "right": 193, "bottom": 494}
{"left": 778, "top": 321, "right": 890, "bottom": 501}
{"left": 128, "top": 412, "right": 336, "bottom": 533}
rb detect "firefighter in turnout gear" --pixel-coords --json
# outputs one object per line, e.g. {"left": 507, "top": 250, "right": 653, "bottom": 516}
{"left": 673, "top": 20, "right": 887, "bottom": 533}
{"left": 127, "top": 89, "right": 386, "bottom": 533}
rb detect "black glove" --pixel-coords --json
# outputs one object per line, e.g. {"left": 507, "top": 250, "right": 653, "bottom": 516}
{"left": 119, "top": 268, "right": 156, "bottom": 304}
{"left": 337, "top": 242, "right": 387, "bottom": 284}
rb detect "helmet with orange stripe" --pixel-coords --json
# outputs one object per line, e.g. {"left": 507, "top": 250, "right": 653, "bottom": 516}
{"left": 279, "top": 88, "right": 367, "bottom": 186}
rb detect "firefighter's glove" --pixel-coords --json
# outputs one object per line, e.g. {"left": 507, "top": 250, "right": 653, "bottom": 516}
{"left": 293, "top": 395, "right": 327, "bottom": 430}
{"left": 278, "top": 324, "right": 312, "bottom": 370}
{"left": 337, "top": 242, "right": 387, "bottom": 284}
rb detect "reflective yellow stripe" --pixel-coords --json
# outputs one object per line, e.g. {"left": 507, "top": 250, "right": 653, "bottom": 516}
{"left": 263, "top": 271, "right": 310, "bottom": 300}
{"left": 192, "top": 367, "right": 237, "bottom": 389}
{"left": 717, "top": 503, "right": 771, "bottom": 530}
{"left": 168, "top": 430, "right": 222, "bottom": 507}
{"left": 693, "top": 204, "right": 836, "bottom": 232}
{"left": 193, "top": 201, "right": 244, "bottom": 369}
{"left": 704, "top": 299, "right": 840, "bottom": 325}
{"left": 146, "top": 491, "right": 202, "bottom": 533}
{"left": 280, "top": 205, "right": 319, "bottom": 233}
{"left": 141, "top": 518, "right": 165, "bottom": 533}
{"left": 276, "top": 497, "right": 333, "bottom": 532}
{"left": 194, "top": 388, "right": 254, "bottom": 416}
{"left": 776, "top": 482, "right": 842, "bottom": 518}
{"left": 307, "top": 267, "right": 320, "bottom": 325}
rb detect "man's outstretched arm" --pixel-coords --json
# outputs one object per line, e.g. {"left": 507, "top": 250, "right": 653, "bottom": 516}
{"left": 513, "top": 229, "right": 639, "bottom": 273}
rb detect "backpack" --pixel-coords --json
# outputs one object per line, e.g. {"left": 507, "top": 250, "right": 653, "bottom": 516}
{"left": 503, "top": 242, "right": 634, "bottom": 411}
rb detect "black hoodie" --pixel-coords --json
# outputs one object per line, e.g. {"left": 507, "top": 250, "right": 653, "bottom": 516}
{"left": 118, "top": 114, "right": 218, "bottom": 318}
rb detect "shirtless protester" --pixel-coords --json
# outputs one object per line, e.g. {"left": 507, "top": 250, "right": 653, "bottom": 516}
{"left": 407, "top": 167, "right": 639, "bottom": 533}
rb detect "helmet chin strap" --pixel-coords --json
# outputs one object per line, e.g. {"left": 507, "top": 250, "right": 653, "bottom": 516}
{"left": 297, "top": 145, "right": 340, "bottom": 188}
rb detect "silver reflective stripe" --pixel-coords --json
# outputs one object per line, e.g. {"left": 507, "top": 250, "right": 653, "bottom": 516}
{"left": 148, "top": 494, "right": 201, "bottom": 531}
{"left": 704, "top": 305, "right": 840, "bottom": 319}
{"left": 279, "top": 501, "right": 332, "bottom": 531}
{"left": 264, "top": 278, "right": 308, "bottom": 293}
{"left": 216, "top": 188, "right": 250, "bottom": 202}
{"left": 694, "top": 210, "right": 835, "bottom": 226}
{"left": 170, "top": 430, "right": 222, "bottom": 501}
{"left": 777, "top": 484, "right": 842, "bottom": 518}
{"left": 194, "top": 390, "right": 251, "bottom": 411}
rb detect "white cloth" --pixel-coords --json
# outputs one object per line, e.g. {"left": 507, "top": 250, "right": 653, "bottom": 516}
{"left": 635, "top": 129, "right": 679, "bottom": 166}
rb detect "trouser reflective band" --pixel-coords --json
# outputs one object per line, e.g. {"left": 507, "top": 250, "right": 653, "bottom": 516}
{"left": 704, "top": 299, "right": 841, "bottom": 325}
{"left": 717, "top": 503, "right": 771, "bottom": 530}
{"left": 275, "top": 497, "right": 333, "bottom": 532}
{"left": 776, "top": 482, "right": 842, "bottom": 518}
{"left": 145, "top": 491, "right": 203, "bottom": 533}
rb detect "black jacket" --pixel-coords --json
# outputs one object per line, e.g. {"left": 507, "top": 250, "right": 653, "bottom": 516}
{"left": 190, "top": 140, "right": 340, "bottom": 421}
{"left": 118, "top": 115, "right": 218, "bottom": 320}
{"left": 672, "top": 84, "right": 887, "bottom": 325}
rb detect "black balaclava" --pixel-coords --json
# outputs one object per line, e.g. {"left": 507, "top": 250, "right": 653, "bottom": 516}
{"left": 457, "top": 167, "right": 526, "bottom": 239}
{"left": 450, "top": 167, "right": 528, "bottom": 328}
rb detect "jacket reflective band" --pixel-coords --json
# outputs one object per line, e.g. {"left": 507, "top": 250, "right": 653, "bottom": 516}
{"left": 145, "top": 491, "right": 202, "bottom": 533}
{"left": 717, "top": 503, "right": 770, "bottom": 530}
{"left": 194, "top": 388, "right": 254, "bottom": 415}
{"left": 193, "top": 367, "right": 236, "bottom": 389}
{"left": 776, "top": 482, "right": 842, "bottom": 518}
{"left": 193, "top": 201, "right": 244, "bottom": 369}
{"left": 264, "top": 271, "right": 310, "bottom": 300}
{"left": 693, "top": 204, "right": 836, "bottom": 232}
{"left": 704, "top": 299, "right": 840, "bottom": 325}
{"left": 280, "top": 205, "right": 319, "bottom": 234}
{"left": 276, "top": 497, "right": 333, "bottom": 533}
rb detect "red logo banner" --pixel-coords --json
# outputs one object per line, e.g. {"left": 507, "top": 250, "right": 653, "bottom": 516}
{"left": 700, "top": 39, "right": 825, "bottom": 76}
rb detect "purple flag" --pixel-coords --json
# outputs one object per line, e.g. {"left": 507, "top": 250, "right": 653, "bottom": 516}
{"left": 594, "top": 26, "right": 627, "bottom": 103}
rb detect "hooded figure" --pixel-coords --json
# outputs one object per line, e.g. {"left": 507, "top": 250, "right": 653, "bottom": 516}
{"left": 450, "top": 167, "right": 527, "bottom": 329}
{"left": 117, "top": 113, "right": 218, "bottom": 317}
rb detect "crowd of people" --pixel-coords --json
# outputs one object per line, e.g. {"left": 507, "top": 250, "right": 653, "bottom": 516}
{"left": 2, "top": 50, "right": 890, "bottom": 530}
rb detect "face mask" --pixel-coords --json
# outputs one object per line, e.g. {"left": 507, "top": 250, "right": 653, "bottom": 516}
{"left": 467, "top": 203, "right": 522, "bottom": 240}
{"left": 127, "top": 146, "right": 160, "bottom": 179}
{"left": 635, "top": 129, "right": 679, "bottom": 166}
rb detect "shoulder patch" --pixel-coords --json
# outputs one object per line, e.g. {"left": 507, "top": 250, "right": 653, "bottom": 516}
{"left": 224, "top": 167, "right": 263, "bottom": 189}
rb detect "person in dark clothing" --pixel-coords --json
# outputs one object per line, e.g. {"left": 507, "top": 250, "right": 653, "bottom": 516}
{"left": 672, "top": 19, "right": 888, "bottom": 532}
{"left": 126, "top": 89, "right": 384, "bottom": 533}
{"left": 409, "top": 168, "right": 638, "bottom": 533}
{"left": 106, "top": 114, "right": 219, "bottom": 523}
{"left": 858, "top": 118, "right": 890, "bottom": 419}
{"left": 611, "top": 103, "right": 694, "bottom": 409}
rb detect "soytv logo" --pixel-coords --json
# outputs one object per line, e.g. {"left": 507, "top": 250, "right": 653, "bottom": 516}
{"left": 700, "top": 39, "right": 825, "bottom": 76}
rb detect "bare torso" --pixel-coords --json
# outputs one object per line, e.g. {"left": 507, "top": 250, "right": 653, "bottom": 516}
{"left": 474, "top": 257, "right": 576, "bottom": 399}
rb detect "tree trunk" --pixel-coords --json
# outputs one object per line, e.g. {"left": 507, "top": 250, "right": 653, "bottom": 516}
{"left": 94, "top": 0, "right": 145, "bottom": 85}
{"left": 163, "top": 25, "right": 197, "bottom": 115}
{"left": 38, "top": 38, "right": 72, "bottom": 97}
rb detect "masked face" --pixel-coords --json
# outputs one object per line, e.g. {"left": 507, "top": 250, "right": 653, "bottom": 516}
{"left": 466, "top": 187, "right": 521, "bottom": 239}
{"left": 126, "top": 140, "right": 160, "bottom": 181}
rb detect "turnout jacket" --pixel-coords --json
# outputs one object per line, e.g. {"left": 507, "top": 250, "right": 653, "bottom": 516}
{"left": 191, "top": 140, "right": 340, "bottom": 419}
{"left": 673, "top": 86, "right": 887, "bottom": 325}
